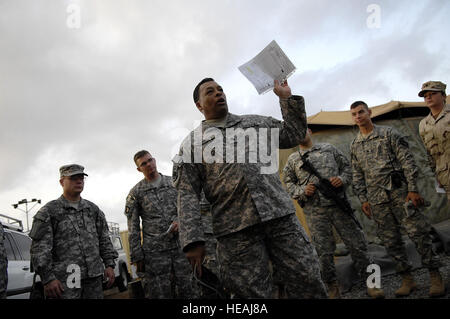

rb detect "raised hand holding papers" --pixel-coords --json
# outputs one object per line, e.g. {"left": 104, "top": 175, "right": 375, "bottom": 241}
{"left": 238, "top": 40, "right": 296, "bottom": 95}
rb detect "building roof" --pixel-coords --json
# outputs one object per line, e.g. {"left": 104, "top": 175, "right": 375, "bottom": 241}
{"left": 307, "top": 96, "right": 450, "bottom": 127}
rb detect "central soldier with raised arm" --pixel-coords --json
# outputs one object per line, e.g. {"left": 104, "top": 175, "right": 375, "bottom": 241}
{"left": 172, "top": 78, "right": 327, "bottom": 298}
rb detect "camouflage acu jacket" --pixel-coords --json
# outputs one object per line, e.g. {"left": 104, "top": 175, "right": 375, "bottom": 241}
{"left": 419, "top": 104, "right": 450, "bottom": 189}
{"left": 172, "top": 96, "right": 307, "bottom": 251}
{"left": 283, "top": 143, "right": 352, "bottom": 208}
{"left": 200, "top": 192, "right": 214, "bottom": 235}
{"left": 29, "top": 196, "right": 118, "bottom": 284}
{"left": 350, "top": 125, "right": 419, "bottom": 205}
{"left": 125, "top": 174, "right": 179, "bottom": 263}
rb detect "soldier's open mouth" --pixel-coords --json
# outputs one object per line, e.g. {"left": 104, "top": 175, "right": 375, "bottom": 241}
{"left": 216, "top": 98, "right": 226, "bottom": 105}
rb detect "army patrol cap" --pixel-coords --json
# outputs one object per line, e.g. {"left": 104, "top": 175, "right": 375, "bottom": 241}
{"left": 418, "top": 81, "right": 446, "bottom": 97}
{"left": 59, "top": 164, "right": 88, "bottom": 177}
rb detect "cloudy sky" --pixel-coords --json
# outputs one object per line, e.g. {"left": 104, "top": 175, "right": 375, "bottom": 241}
{"left": 0, "top": 0, "right": 449, "bottom": 231}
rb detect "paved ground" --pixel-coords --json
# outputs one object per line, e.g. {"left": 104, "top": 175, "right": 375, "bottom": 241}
{"left": 341, "top": 254, "right": 450, "bottom": 299}
{"left": 104, "top": 287, "right": 130, "bottom": 299}
{"left": 104, "top": 255, "right": 450, "bottom": 299}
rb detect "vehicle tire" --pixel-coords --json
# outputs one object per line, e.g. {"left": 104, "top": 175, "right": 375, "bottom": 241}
{"left": 117, "top": 265, "right": 129, "bottom": 292}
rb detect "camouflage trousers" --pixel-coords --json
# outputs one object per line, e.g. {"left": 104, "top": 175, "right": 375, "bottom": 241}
{"left": 216, "top": 214, "right": 327, "bottom": 299}
{"left": 0, "top": 256, "right": 7, "bottom": 299}
{"left": 48, "top": 275, "right": 104, "bottom": 299}
{"left": 143, "top": 247, "right": 198, "bottom": 299}
{"left": 304, "top": 204, "right": 370, "bottom": 284}
{"left": 202, "top": 233, "right": 219, "bottom": 278}
{"left": 194, "top": 233, "right": 223, "bottom": 299}
{"left": 371, "top": 187, "right": 442, "bottom": 273}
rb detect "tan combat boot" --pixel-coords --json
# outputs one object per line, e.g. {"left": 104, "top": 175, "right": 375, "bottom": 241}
{"left": 367, "top": 287, "right": 385, "bottom": 299}
{"left": 429, "top": 269, "right": 446, "bottom": 298}
{"left": 395, "top": 272, "right": 417, "bottom": 297}
{"left": 327, "top": 281, "right": 341, "bottom": 299}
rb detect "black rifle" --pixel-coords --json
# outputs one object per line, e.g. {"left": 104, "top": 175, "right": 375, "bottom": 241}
{"left": 300, "top": 153, "right": 363, "bottom": 229}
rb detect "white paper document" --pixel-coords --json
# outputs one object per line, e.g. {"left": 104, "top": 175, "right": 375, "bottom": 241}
{"left": 238, "top": 40, "right": 296, "bottom": 95}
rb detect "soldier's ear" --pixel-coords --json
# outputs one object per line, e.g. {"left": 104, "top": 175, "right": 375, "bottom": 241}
{"left": 59, "top": 178, "right": 64, "bottom": 187}
{"left": 136, "top": 166, "right": 142, "bottom": 173}
{"left": 195, "top": 101, "right": 204, "bottom": 114}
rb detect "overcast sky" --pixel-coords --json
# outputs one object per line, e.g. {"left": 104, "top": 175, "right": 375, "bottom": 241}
{"left": 0, "top": 0, "right": 449, "bottom": 231}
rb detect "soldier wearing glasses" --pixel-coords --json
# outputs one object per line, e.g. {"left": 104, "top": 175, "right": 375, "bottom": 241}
{"left": 125, "top": 151, "right": 196, "bottom": 299}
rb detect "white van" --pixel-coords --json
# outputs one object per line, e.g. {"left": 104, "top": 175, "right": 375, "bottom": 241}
{"left": 105, "top": 222, "right": 131, "bottom": 292}
{"left": 1, "top": 214, "right": 40, "bottom": 299}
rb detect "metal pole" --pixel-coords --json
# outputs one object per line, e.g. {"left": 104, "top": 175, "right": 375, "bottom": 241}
{"left": 26, "top": 201, "right": 29, "bottom": 231}
{"left": 12, "top": 198, "right": 41, "bottom": 232}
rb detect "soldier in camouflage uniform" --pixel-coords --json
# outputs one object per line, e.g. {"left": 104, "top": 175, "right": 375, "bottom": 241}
{"left": 283, "top": 128, "right": 383, "bottom": 298}
{"left": 0, "top": 223, "right": 7, "bottom": 299}
{"left": 199, "top": 194, "right": 219, "bottom": 279}
{"left": 172, "top": 78, "right": 327, "bottom": 298}
{"left": 350, "top": 101, "right": 445, "bottom": 297}
{"left": 192, "top": 193, "right": 227, "bottom": 298}
{"left": 30, "top": 164, "right": 118, "bottom": 299}
{"left": 125, "top": 150, "right": 196, "bottom": 299}
{"left": 418, "top": 81, "right": 450, "bottom": 204}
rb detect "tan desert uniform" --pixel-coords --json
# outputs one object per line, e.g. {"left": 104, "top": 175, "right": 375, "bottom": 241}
{"left": 418, "top": 81, "right": 450, "bottom": 202}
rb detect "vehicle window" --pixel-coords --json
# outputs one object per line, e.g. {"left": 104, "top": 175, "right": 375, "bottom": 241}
{"left": 11, "top": 232, "right": 31, "bottom": 260}
{"left": 110, "top": 236, "right": 123, "bottom": 250}
{"left": 4, "top": 233, "right": 19, "bottom": 260}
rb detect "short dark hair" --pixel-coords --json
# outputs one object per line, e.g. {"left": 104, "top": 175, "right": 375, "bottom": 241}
{"left": 133, "top": 150, "right": 150, "bottom": 165}
{"left": 193, "top": 78, "right": 215, "bottom": 103}
{"left": 350, "top": 100, "right": 369, "bottom": 110}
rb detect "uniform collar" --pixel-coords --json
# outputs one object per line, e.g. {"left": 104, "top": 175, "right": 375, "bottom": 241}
{"left": 187, "top": 113, "right": 244, "bottom": 148}
{"left": 354, "top": 124, "right": 382, "bottom": 142}
{"left": 142, "top": 173, "right": 169, "bottom": 189}
{"left": 299, "top": 144, "right": 320, "bottom": 156}
{"left": 425, "top": 104, "right": 450, "bottom": 124}
{"left": 58, "top": 195, "right": 87, "bottom": 210}
{"left": 202, "top": 112, "right": 242, "bottom": 129}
